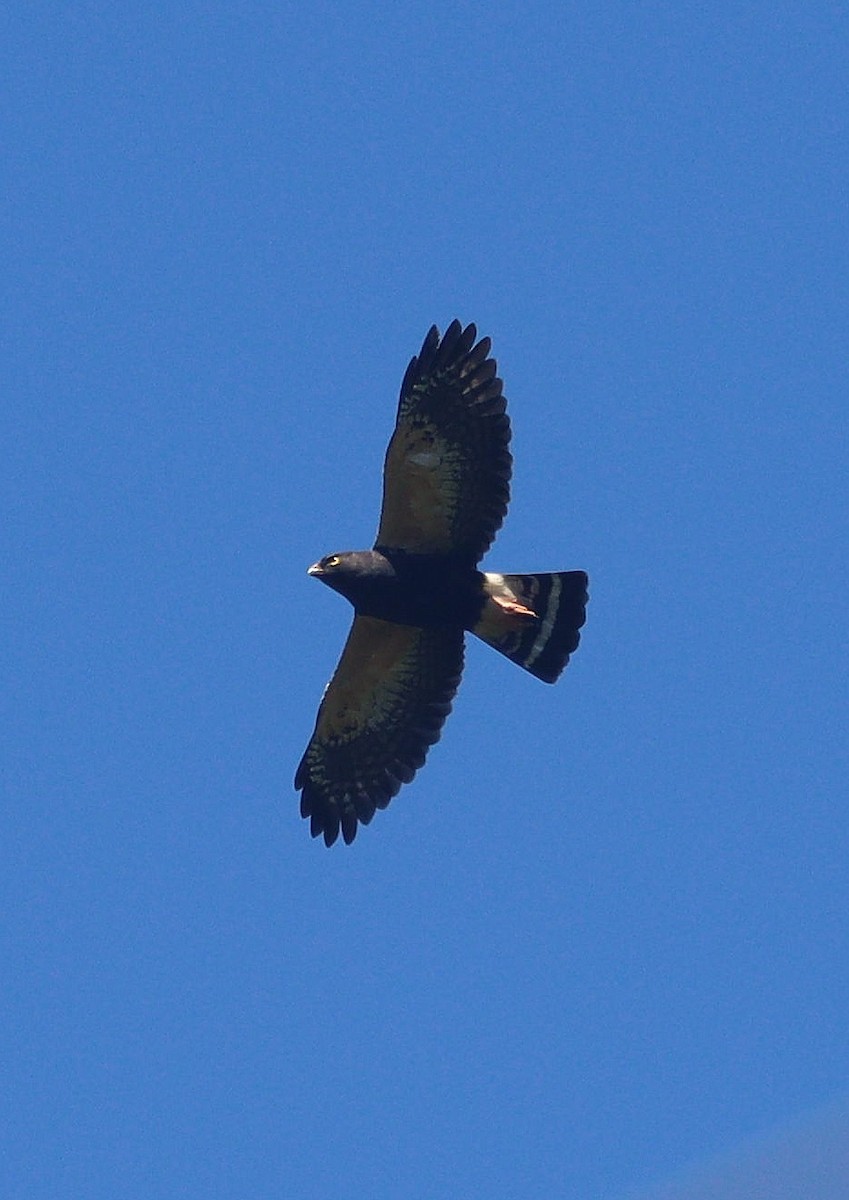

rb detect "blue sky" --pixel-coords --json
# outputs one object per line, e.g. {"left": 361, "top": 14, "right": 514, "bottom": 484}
{"left": 4, "top": 3, "right": 848, "bottom": 1197}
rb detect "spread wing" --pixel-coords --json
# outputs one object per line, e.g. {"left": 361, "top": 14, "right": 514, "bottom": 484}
{"left": 295, "top": 615, "right": 464, "bottom": 846}
{"left": 375, "top": 320, "right": 512, "bottom": 563}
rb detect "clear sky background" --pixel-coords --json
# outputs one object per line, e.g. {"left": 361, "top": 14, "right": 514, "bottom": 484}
{"left": 4, "top": 4, "right": 848, "bottom": 1198}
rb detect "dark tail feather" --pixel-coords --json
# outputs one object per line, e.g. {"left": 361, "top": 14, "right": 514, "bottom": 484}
{"left": 474, "top": 571, "right": 588, "bottom": 683}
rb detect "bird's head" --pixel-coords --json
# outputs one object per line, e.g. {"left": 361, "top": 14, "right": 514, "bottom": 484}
{"left": 306, "top": 553, "right": 346, "bottom": 580}
{"left": 307, "top": 550, "right": 395, "bottom": 607}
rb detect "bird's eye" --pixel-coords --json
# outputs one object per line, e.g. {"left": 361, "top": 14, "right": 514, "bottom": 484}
{"left": 324, "top": 555, "right": 340, "bottom": 568}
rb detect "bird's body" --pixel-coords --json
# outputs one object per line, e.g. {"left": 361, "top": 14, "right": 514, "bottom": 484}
{"left": 296, "top": 321, "right": 588, "bottom": 846}
{"left": 309, "top": 550, "right": 483, "bottom": 630}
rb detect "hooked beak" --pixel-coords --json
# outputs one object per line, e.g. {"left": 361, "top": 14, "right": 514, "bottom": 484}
{"left": 307, "top": 561, "right": 323, "bottom": 578}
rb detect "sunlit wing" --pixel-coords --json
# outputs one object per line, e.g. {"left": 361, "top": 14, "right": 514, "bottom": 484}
{"left": 375, "top": 320, "right": 512, "bottom": 563}
{"left": 295, "top": 615, "right": 465, "bottom": 846}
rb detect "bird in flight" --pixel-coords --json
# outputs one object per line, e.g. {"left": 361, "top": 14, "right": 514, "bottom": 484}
{"left": 296, "top": 320, "right": 588, "bottom": 846}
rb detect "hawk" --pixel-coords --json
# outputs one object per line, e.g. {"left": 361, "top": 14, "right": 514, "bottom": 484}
{"left": 296, "top": 320, "right": 588, "bottom": 846}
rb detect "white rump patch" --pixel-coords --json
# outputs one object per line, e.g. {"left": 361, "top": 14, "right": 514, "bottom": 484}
{"left": 483, "top": 572, "right": 517, "bottom": 601}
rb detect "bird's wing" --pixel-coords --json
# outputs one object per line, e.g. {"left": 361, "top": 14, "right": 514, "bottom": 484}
{"left": 295, "top": 615, "right": 464, "bottom": 846}
{"left": 375, "top": 321, "right": 512, "bottom": 563}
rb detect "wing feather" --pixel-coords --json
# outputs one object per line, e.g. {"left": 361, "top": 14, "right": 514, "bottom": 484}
{"left": 295, "top": 615, "right": 464, "bottom": 846}
{"left": 375, "top": 321, "right": 512, "bottom": 562}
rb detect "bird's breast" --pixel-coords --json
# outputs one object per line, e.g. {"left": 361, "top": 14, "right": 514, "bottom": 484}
{"left": 353, "top": 554, "right": 482, "bottom": 629}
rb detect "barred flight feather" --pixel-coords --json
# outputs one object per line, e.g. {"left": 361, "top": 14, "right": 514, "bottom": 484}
{"left": 473, "top": 571, "right": 589, "bottom": 683}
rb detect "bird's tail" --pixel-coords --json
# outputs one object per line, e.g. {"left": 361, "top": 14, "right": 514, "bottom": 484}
{"left": 472, "top": 571, "right": 588, "bottom": 683}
